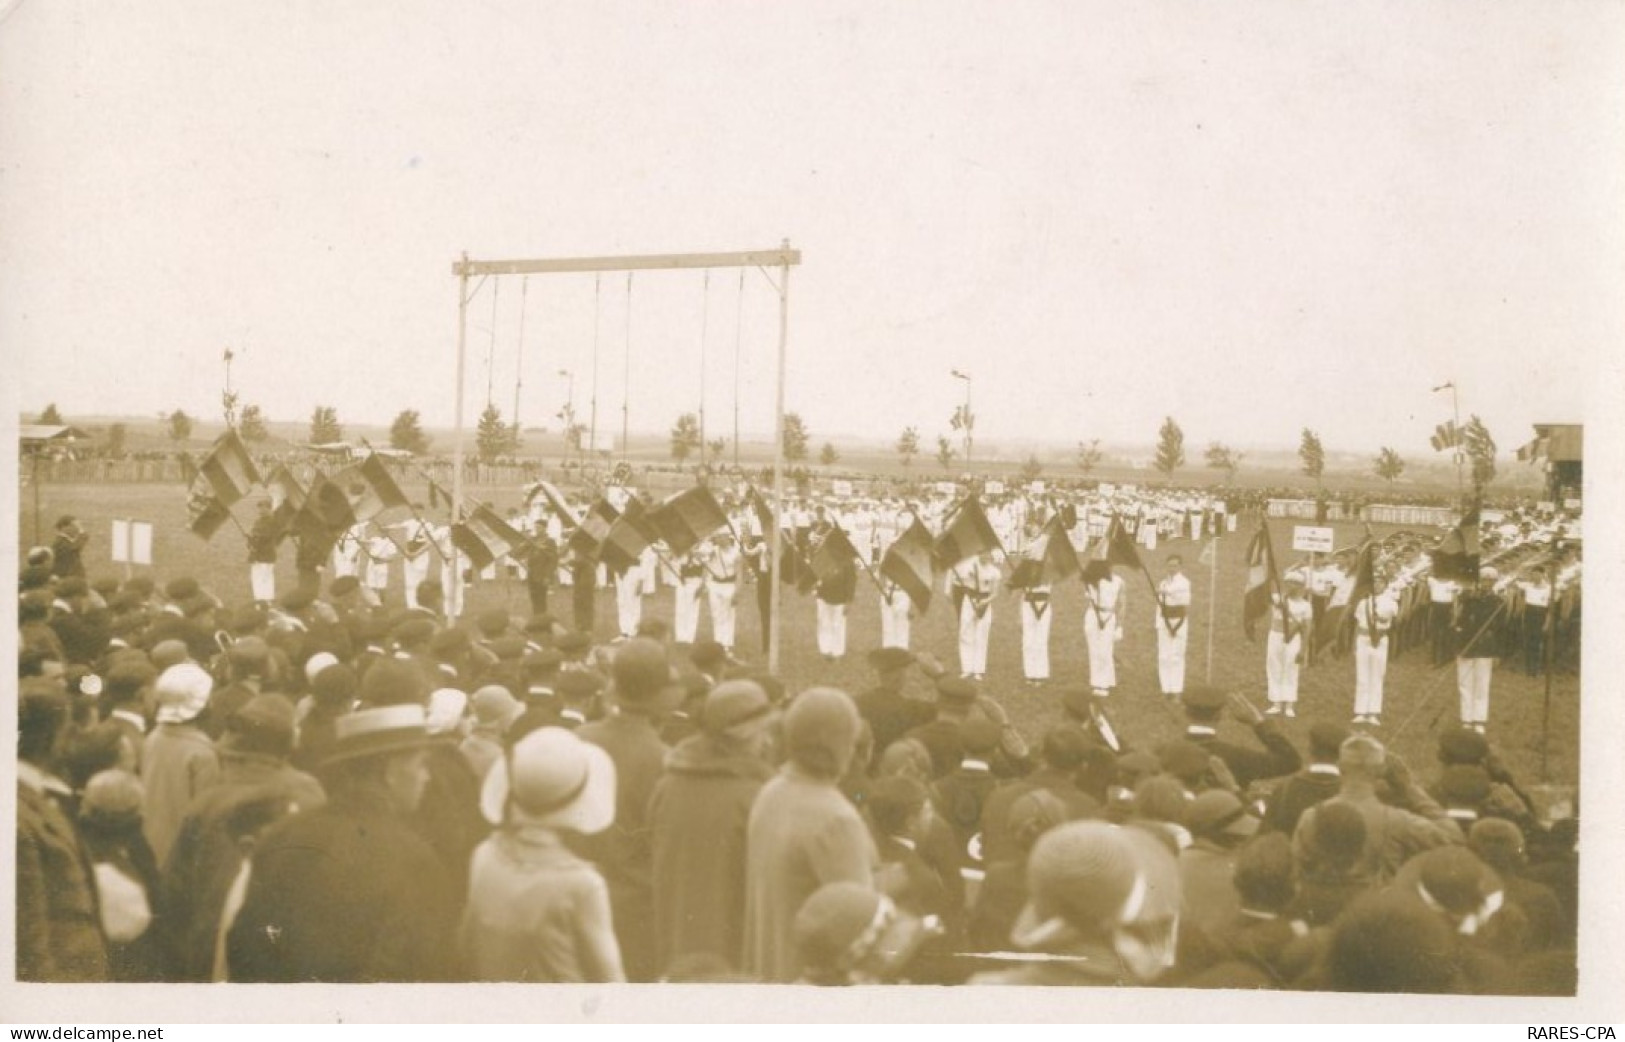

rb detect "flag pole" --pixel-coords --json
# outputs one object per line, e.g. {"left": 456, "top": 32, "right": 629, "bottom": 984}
{"left": 1205, "top": 536, "right": 1218, "bottom": 682}
{"left": 451, "top": 253, "right": 471, "bottom": 622}
{"left": 768, "top": 244, "right": 790, "bottom": 673}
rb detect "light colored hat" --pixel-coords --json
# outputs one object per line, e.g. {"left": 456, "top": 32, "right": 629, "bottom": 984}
{"left": 480, "top": 727, "right": 615, "bottom": 834}
{"left": 304, "top": 652, "right": 341, "bottom": 686}
{"left": 426, "top": 687, "right": 468, "bottom": 735}
{"left": 471, "top": 685, "right": 522, "bottom": 730}
{"left": 154, "top": 663, "right": 213, "bottom": 724}
{"left": 324, "top": 704, "right": 431, "bottom": 766}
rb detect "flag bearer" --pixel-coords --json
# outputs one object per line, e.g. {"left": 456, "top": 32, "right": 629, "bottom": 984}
{"left": 1265, "top": 572, "right": 1313, "bottom": 717}
{"left": 1083, "top": 565, "right": 1126, "bottom": 697}
{"left": 951, "top": 552, "right": 999, "bottom": 681}
{"left": 878, "top": 578, "right": 913, "bottom": 651}
{"left": 705, "top": 533, "right": 741, "bottom": 652}
{"left": 1155, "top": 555, "right": 1192, "bottom": 699}
{"left": 1350, "top": 570, "right": 1399, "bottom": 727}
{"left": 674, "top": 550, "right": 706, "bottom": 645}
{"left": 1019, "top": 579, "right": 1053, "bottom": 685}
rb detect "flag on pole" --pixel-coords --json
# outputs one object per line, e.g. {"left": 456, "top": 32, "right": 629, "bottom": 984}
{"left": 263, "top": 465, "right": 306, "bottom": 515}
{"left": 1430, "top": 421, "right": 1462, "bottom": 453}
{"left": 879, "top": 518, "right": 936, "bottom": 612}
{"left": 291, "top": 472, "right": 358, "bottom": 561}
{"left": 526, "top": 480, "right": 580, "bottom": 526}
{"left": 746, "top": 485, "right": 779, "bottom": 541}
{"left": 1010, "top": 516, "right": 1080, "bottom": 589}
{"left": 650, "top": 485, "right": 729, "bottom": 558}
{"left": 186, "top": 486, "right": 231, "bottom": 541}
{"left": 451, "top": 505, "right": 531, "bottom": 572}
{"left": 568, "top": 497, "right": 621, "bottom": 558}
{"left": 806, "top": 525, "right": 860, "bottom": 585}
{"left": 427, "top": 480, "right": 452, "bottom": 514}
{"left": 933, "top": 496, "right": 1002, "bottom": 570}
{"left": 198, "top": 429, "right": 262, "bottom": 506}
{"left": 359, "top": 453, "right": 411, "bottom": 513}
{"left": 1316, "top": 538, "right": 1376, "bottom": 656}
{"left": 1083, "top": 515, "right": 1142, "bottom": 584}
{"left": 600, "top": 497, "right": 657, "bottom": 575}
{"left": 1429, "top": 507, "right": 1481, "bottom": 582}
{"left": 1241, "top": 524, "right": 1279, "bottom": 642}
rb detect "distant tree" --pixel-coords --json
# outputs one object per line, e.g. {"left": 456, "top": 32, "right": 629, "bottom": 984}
{"left": 166, "top": 409, "right": 194, "bottom": 443}
{"left": 238, "top": 404, "right": 269, "bottom": 443}
{"left": 1154, "top": 417, "right": 1185, "bottom": 482}
{"left": 819, "top": 442, "right": 840, "bottom": 467}
{"left": 1299, "top": 428, "right": 1325, "bottom": 486}
{"left": 707, "top": 437, "right": 727, "bottom": 464}
{"left": 104, "top": 423, "right": 128, "bottom": 458}
{"left": 897, "top": 426, "right": 921, "bottom": 469}
{"left": 309, "top": 405, "right": 343, "bottom": 445}
{"left": 1463, "top": 416, "right": 1497, "bottom": 495}
{"left": 389, "top": 409, "right": 431, "bottom": 455}
{"left": 935, "top": 434, "right": 956, "bottom": 472}
{"left": 1020, "top": 454, "right": 1044, "bottom": 482}
{"left": 782, "top": 412, "right": 810, "bottom": 463}
{"left": 1204, "top": 442, "right": 1243, "bottom": 482}
{"left": 1076, "top": 438, "right": 1103, "bottom": 475}
{"left": 670, "top": 412, "right": 702, "bottom": 464}
{"left": 1374, "top": 446, "right": 1405, "bottom": 486}
{"left": 38, "top": 403, "right": 64, "bottom": 426}
{"left": 476, "top": 403, "right": 512, "bottom": 463}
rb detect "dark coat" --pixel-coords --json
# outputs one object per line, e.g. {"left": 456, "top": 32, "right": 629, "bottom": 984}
{"left": 1185, "top": 720, "right": 1302, "bottom": 790}
{"left": 226, "top": 793, "right": 460, "bottom": 982}
{"left": 16, "top": 779, "right": 109, "bottom": 981}
{"left": 647, "top": 734, "right": 773, "bottom": 975}
{"left": 410, "top": 740, "right": 487, "bottom": 895}
{"left": 854, "top": 685, "right": 935, "bottom": 764}
{"left": 574, "top": 712, "right": 671, "bottom": 981}
{"left": 977, "top": 768, "right": 1102, "bottom": 864}
{"left": 1261, "top": 767, "right": 1342, "bottom": 836}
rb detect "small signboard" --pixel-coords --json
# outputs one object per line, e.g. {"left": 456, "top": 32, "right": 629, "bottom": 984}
{"left": 1537, "top": 500, "right": 1556, "bottom": 513}
{"left": 832, "top": 479, "right": 853, "bottom": 497}
{"left": 935, "top": 482, "right": 958, "bottom": 495}
{"left": 1563, "top": 498, "right": 1582, "bottom": 511}
{"left": 111, "top": 519, "right": 154, "bottom": 567}
{"left": 985, "top": 480, "right": 1005, "bottom": 495}
{"left": 1028, "top": 480, "right": 1047, "bottom": 494}
{"left": 1291, "top": 525, "right": 1335, "bottom": 554}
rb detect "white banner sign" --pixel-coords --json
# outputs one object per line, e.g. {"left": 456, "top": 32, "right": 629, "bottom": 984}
{"left": 1291, "top": 525, "right": 1335, "bottom": 554}
{"left": 111, "top": 519, "right": 154, "bottom": 566}
{"left": 832, "top": 479, "right": 853, "bottom": 497}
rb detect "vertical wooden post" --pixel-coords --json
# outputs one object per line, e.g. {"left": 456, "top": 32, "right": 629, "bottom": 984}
{"left": 769, "top": 241, "right": 791, "bottom": 673}
{"left": 451, "top": 252, "right": 470, "bottom": 621}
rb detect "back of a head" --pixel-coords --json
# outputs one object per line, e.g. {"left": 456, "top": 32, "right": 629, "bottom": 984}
{"left": 1325, "top": 889, "right": 1464, "bottom": 994}
{"left": 611, "top": 638, "right": 673, "bottom": 705}
{"left": 867, "top": 775, "right": 927, "bottom": 836}
{"left": 1041, "top": 725, "right": 1090, "bottom": 771}
{"left": 1307, "top": 800, "right": 1369, "bottom": 870}
{"left": 1132, "top": 774, "right": 1189, "bottom": 827}
{"left": 1468, "top": 817, "right": 1526, "bottom": 872}
{"left": 1234, "top": 832, "right": 1296, "bottom": 912}
{"left": 1339, "top": 734, "right": 1386, "bottom": 781}
{"left": 784, "top": 687, "right": 861, "bottom": 780}
{"left": 1308, "top": 722, "right": 1351, "bottom": 763}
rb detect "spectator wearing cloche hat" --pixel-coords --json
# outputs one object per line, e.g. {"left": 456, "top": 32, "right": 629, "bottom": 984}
{"left": 139, "top": 663, "right": 221, "bottom": 866}
{"left": 648, "top": 679, "right": 777, "bottom": 977}
{"left": 461, "top": 726, "right": 622, "bottom": 982}
{"left": 227, "top": 703, "right": 459, "bottom": 982}
{"left": 744, "top": 687, "right": 877, "bottom": 983}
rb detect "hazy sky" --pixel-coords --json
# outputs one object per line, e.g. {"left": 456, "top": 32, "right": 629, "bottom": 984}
{"left": 4, "top": 0, "right": 1621, "bottom": 457}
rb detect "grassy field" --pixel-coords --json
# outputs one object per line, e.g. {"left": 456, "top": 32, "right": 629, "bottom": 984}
{"left": 21, "top": 480, "right": 1581, "bottom": 792}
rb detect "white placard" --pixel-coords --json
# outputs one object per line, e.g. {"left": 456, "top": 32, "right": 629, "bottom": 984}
{"left": 832, "top": 479, "right": 853, "bottom": 497}
{"left": 110, "top": 520, "right": 131, "bottom": 563}
{"left": 985, "top": 480, "right": 1005, "bottom": 495}
{"left": 935, "top": 482, "right": 958, "bottom": 495}
{"left": 1563, "top": 498, "right": 1582, "bottom": 510}
{"left": 1028, "top": 480, "right": 1046, "bottom": 494}
{"left": 132, "top": 522, "right": 153, "bottom": 565}
{"left": 1291, "top": 525, "right": 1335, "bottom": 554}
{"left": 1537, "top": 500, "right": 1556, "bottom": 513}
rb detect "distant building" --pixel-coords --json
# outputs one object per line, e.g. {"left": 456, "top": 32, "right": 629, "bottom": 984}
{"left": 19, "top": 424, "right": 93, "bottom": 459}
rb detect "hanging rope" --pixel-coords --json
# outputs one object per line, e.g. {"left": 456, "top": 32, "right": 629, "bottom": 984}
{"left": 590, "top": 273, "right": 601, "bottom": 456}
{"left": 734, "top": 268, "right": 745, "bottom": 469}
{"left": 485, "top": 278, "right": 500, "bottom": 410}
{"left": 622, "top": 272, "right": 633, "bottom": 455}
{"left": 698, "top": 269, "right": 710, "bottom": 466}
{"left": 513, "top": 277, "right": 529, "bottom": 432}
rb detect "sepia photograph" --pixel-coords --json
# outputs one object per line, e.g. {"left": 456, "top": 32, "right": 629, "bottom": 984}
{"left": 3, "top": 0, "right": 1622, "bottom": 1026}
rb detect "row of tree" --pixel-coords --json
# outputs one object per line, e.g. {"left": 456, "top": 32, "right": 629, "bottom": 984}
{"left": 33, "top": 399, "right": 1501, "bottom": 492}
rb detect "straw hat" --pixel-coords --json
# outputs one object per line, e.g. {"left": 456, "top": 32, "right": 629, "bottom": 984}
{"left": 479, "top": 726, "right": 616, "bottom": 834}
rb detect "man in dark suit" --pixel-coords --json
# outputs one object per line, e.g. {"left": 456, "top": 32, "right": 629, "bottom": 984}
{"left": 1179, "top": 685, "right": 1301, "bottom": 791}
{"left": 1261, "top": 722, "right": 1348, "bottom": 837}
{"left": 853, "top": 648, "right": 935, "bottom": 764}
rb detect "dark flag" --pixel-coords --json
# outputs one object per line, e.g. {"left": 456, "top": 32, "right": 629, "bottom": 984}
{"left": 807, "top": 525, "right": 860, "bottom": 585}
{"left": 427, "top": 480, "right": 452, "bottom": 514}
{"left": 452, "top": 505, "right": 532, "bottom": 572}
{"left": 186, "top": 486, "right": 231, "bottom": 541}
{"left": 1429, "top": 508, "right": 1481, "bottom": 582}
{"left": 933, "top": 496, "right": 1002, "bottom": 571}
{"left": 1315, "top": 538, "right": 1375, "bottom": 656}
{"left": 1083, "top": 516, "right": 1141, "bottom": 585}
{"left": 600, "top": 497, "right": 657, "bottom": 576}
{"left": 569, "top": 497, "right": 621, "bottom": 558}
{"left": 746, "top": 485, "right": 778, "bottom": 541}
{"left": 359, "top": 453, "right": 411, "bottom": 514}
{"left": 1011, "top": 517, "right": 1080, "bottom": 589}
{"left": 292, "top": 472, "right": 358, "bottom": 562}
{"left": 1241, "top": 524, "right": 1279, "bottom": 642}
{"left": 879, "top": 519, "right": 936, "bottom": 613}
{"left": 651, "top": 485, "right": 729, "bottom": 558}
{"left": 526, "top": 480, "right": 579, "bottom": 526}
{"left": 198, "top": 429, "right": 262, "bottom": 507}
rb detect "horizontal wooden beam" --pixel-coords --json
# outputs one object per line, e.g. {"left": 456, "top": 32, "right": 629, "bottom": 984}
{"left": 453, "top": 247, "right": 800, "bottom": 277}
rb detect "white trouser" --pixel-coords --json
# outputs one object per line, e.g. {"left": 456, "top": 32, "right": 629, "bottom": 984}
{"left": 817, "top": 600, "right": 847, "bottom": 657}
{"left": 403, "top": 555, "right": 431, "bottom": 608}
{"left": 1189, "top": 515, "right": 1202, "bottom": 541}
{"left": 708, "top": 581, "right": 738, "bottom": 649}
{"left": 880, "top": 592, "right": 912, "bottom": 650}
{"left": 1141, "top": 525, "right": 1158, "bottom": 550}
{"left": 330, "top": 545, "right": 359, "bottom": 579}
{"left": 1157, "top": 619, "right": 1188, "bottom": 694}
{"left": 250, "top": 563, "right": 276, "bottom": 603}
{"left": 675, "top": 578, "right": 705, "bottom": 644}
{"left": 1021, "top": 601, "right": 1052, "bottom": 680}
{"left": 1457, "top": 658, "right": 1494, "bottom": 725}
{"left": 1266, "top": 630, "right": 1302, "bottom": 703}
{"left": 440, "top": 558, "right": 463, "bottom": 618}
{"left": 1084, "top": 611, "right": 1119, "bottom": 691}
{"left": 1353, "top": 634, "right": 1389, "bottom": 717}
{"left": 616, "top": 575, "right": 643, "bottom": 637}
{"left": 365, "top": 559, "right": 391, "bottom": 594}
{"left": 958, "top": 598, "right": 992, "bottom": 676}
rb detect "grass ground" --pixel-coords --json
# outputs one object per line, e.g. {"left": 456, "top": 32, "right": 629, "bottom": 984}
{"left": 21, "top": 481, "right": 1580, "bottom": 793}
